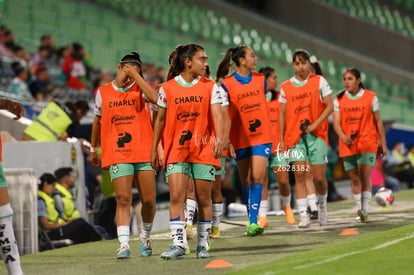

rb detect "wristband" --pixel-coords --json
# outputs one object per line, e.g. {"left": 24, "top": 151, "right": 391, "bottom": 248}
{"left": 90, "top": 147, "right": 97, "bottom": 153}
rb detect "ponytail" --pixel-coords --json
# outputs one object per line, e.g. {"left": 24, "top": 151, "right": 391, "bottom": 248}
{"left": 216, "top": 45, "right": 248, "bottom": 82}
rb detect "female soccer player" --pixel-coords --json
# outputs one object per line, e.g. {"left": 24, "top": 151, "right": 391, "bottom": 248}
{"left": 258, "top": 66, "right": 295, "bottom": 226}
{"left": 216, "top": 45, "right": 273, "bottom": 236}
{"left": 0, "top": 98, "right": 24, "bottom": 275}
{"left": 333, "top": 68, "right": 387, "bottom": 222}
{"left": 151, "top": 43, "right": 223, "bottom": 259}
{"left": 90, "top": 51, "right": 158, "bottom": 259}
{"left": 279, "top": 49, "right": 333, "bottom": 228}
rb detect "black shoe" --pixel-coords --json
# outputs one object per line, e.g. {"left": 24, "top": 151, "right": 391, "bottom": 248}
{"left": 310, "top": 210, "right": 318, "bottom": 220}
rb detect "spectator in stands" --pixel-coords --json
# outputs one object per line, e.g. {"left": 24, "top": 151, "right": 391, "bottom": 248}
{"left": 37, "top": 173, "right": 102, "bottom": 244}
{"left": 0, "top": 98, "right": 24, "bottom": 275}
{"left": 371, "top": 152, "right": 399, "bottom": 194}
{"left": 21, "top": 100, "right": 89, "bottom": 141}
{"left": 12, "top": 45, "right": 30, "bottom": 69}
{"left": 0, "top": 27, "right": 14, "bottom": 59}
{"left": 1, "top": 30, "right": 15, "bottom": 52}
{"left": 40, "top": 34, "right": 56, "bottom": 61}
{"left": 53, "top": 167, "right": 80, "bottom": 221}
{"left": 408, "top": 145, "right": 414, "bottom": 167}
{"left": 61, "top": 42, "right": 88, "bottom": 90}
{"left": 29, "top": 66, "right": 54, "bottom": 100}
{"left": 9, "top": 67, "right": 33, "bottom": 101}
{"left": 386, "top": 142, "right": 414, "bottom": 188}
{"left": 92, "top": 70, "right": 113, "bottom": 96}
{"left": 96, "top": 170, "right": 117, "bottom": 239}
{"left": 31, "top": 46, "right": 49, "bottom": 67}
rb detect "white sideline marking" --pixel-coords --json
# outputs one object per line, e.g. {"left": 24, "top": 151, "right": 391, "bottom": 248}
{"left": 295, "top": 233, "right": 414, "bottom": 270}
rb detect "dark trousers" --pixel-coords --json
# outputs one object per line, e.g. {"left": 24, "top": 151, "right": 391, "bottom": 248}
{"left": 97, "top": 197, "right": 117, "bottom": 238}
{"left": 47, "top": 218, "right": 102, "bottom": 244}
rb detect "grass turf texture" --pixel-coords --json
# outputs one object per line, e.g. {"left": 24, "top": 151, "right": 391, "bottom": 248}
{"left": 15, "top": 189, "right": 414, "bottom": 275}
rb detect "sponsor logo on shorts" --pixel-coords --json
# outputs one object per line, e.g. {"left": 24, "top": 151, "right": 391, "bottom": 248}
{"left": 112, "top": 165, "right": 119, "bottom": 174}
{"left": 167, "top": 164, "right": 174, "bottom": 170}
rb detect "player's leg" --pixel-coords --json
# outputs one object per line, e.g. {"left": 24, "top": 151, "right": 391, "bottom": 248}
{"left": 185, "top": 178, "right": 197, "bottom": 240}
{"left": 111, "top": 164, "right": 134, "bottom": 259}
{"left": 160, "top": 163, "right": 189, "bottom": 259}
{"left": 135, "top": 165, "right": 156, "bottom": 256}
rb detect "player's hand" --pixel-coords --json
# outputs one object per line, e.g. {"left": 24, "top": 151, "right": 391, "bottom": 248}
{"left": 304, "top": 123, "right": 316, "bottom": 134}
{"left": 122, "top": 64, "right": 140, "bottom": 79}
{"left": 228, "top": 143, "right": 236, "bottom": 159}
{"left": 90, "top": 152, "right": 99, "bottom": 166}
{"left": 5, "top": 99, "right": 24, "bottom": 120}
{"left": 212, "top": 138, "right": 223, "bottom": 159}
{"left": 150, "top": 149, "right": 159, "bottom": 169}
{"left": 157, "top": 145, "right": 164, "bottom": 167}
{"left": 380, "top": 143, "right": 387, "bottom": 157}
{"left": 341, "top": 135, "right": 353, "bottom": 146}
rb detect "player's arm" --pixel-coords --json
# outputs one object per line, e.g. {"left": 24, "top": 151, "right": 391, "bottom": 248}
{"left": 151, "top": 107, "right": 166, "bottom": 169}
{"left": 333, "top": 110, "right": 352, "bottom": 145}
{"left": 279, "top": 102, "right": 286, "bottom": 150}
{"left": 0, "top": 98, "right": 24, "bottom": 120}
{"left": 123, "top": 64, "right": 158, "bottom": 103}
{"left": 374, "top": 110, "right": 387, "bottom": 156}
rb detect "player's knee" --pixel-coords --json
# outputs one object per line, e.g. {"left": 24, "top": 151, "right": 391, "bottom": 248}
{"left": 116, "top": 194, "right": 131, "bottom": 208}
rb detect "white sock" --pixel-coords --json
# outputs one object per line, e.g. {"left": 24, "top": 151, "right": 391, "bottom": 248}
{"left": 296, "top": 198, "right": 308, "bottom": 216}
{"left": 197, "top": 221, "right": 212, "bottom": 247}
{"left": 258, "top": 200, "right": 268, "bottom": 217}
{"left": 307, "top": 194, "right": 318, "bottom": 212}
{"left": 281, "top": 195, "right": 291, "bottom": 208}
{"left": 170, "top": 221, "right": 186, "bottom": 248}
{"left": 317, "top": 193, "right": 327, "bottom": 209}
{"left": 212, "top": 203, "right": 223, "bottom": 227}
{"left": 185, "top": 199, "right": 197, "bottom": 226}
{"left": 353, "top": 193, "right": 362, "bottom": 209}
{"left": 362, "top": 191, "right": 372, "bottom": 213}
{"left": 117, "top": 225, "right": 130, "bottom": 248}
{"left": 140, "top": 222, "right": 152, "bottom": 240}
{"left": 0, "top": 204, "right": 23, "bottom": 275}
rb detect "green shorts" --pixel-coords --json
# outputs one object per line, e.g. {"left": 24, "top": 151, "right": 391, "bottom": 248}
{"left": 109, "top": 162, "right": 153, "bottom": 181}
{"left": 0, "top": 163, "right": 7, "bottom": 188}
{"left": 268, "top": 153, "right": 289, "bottom": 168}
{"left": 215, "top": 158, "right": 226, "bottom": 176}
{"left": 343, "top": 153, "right": 376, "bottom": 171}
{"left": 289, "top": 133, "right": 328, "bottom": 165}
{"left": 166, "top": 162, "right": 216, "bottom": 181}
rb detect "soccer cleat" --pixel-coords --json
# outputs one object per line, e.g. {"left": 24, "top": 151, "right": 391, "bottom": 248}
{"left": 116, "top": 245, "right": 131, "bottom": 259}
{"left": 186, "top": 224, "right": 194, "bottom": 240}
{"left": 298, "top": 214, "right": 310, "bottom": 228}
{"left": 357, "top": 209, "right": 369, "bottom": 222}
{"left": 140, "top": 238, "right": 152, "bottom": 257}
{"left": 319, "top": 206, "right": 328, "bottom": 226}
{"left": 310, "top": 210, "right": 318, "bottom": 220}
{"left": 196, "top": 245, "right": 210, "bottom": 259}
{"left": 184, "top": 241, "right": 190, "bottom": 255}
{"left": 206, "top": 241, "right": 211, "bottom": 252}
{"left": 282, "top": 206, "right": 296, "bottom": 225}
{"left": 210, "top": 225, "right": 221, "bottom": 238}
{"left": 258, "top": 216, "right": 269, "bottom": 227}
{"left": 160, "top": 245, "right": 186, "bottom": 260}
{"left": 244, "top": 223, "right": 264, "bottom": 237}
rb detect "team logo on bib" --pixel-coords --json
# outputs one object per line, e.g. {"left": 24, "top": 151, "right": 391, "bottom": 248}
{"left": 112, "top": 165, "right": 119, "bottom": 174}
